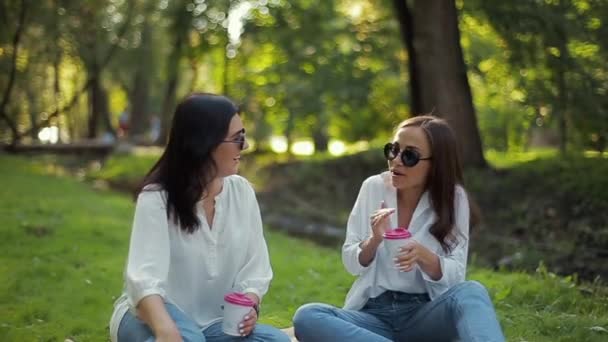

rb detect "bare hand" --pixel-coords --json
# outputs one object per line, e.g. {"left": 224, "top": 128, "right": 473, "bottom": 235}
{"left": 369, "top": 201, "right": 395, "bottom": 242}
{"left": 394, "top": 240, "right": 430, "bottom": 272}
{"left": 238, "top": 308, "right": 258, "bottom": 336}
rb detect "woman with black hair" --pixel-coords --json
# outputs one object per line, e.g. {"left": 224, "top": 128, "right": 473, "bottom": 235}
{"left": 109, "top": 93, "right": 290, "bottom": 342}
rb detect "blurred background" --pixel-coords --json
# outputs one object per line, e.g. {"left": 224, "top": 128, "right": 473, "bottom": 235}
{"left": 1, "top": 0, "right": 608, "bottom": 340}
{"left": 2, "top": 0, "right": 606, "bottom": 155}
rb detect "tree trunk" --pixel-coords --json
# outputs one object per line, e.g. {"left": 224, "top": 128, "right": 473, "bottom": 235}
{"left": 87, "top": 69, "right": 100, "bottom": 139}
{"left": 0, "top": 0, "right": 27, "bottom": 147}
{"left": 156, "top": 3, "right": 192, "bottom": 145}
{"left": 157, "top": 60, "right": 181, "bottom": 145}
{"left": 129, "top": 18, "right": 152, "bottom": 141}
{"left": 313, "top": 109, "right": 329, "bottom": 153}
{"left": 285, "top": 109, "right": 295, "bottom": 156}
{"left": 393, "top": 0, "right": 486, "bottom": 167}
{"left": 100, "top": 85, "right": 115, "bottom": 137}
{"left": 392, "top": 0, "right": 420, "bottom": 113}
{"left": 53, "top": 45, "right": 63, "bottom": 142}
{"left": 87, "top": 66, "right": 115, "bottom": 139}
{"left": 555, "top": 5, "right": 569, "bottom": 155}
{"left": 26, "top": 87, "right": 39, "bottom": 141}
{"left": 222, "top": 46, "right": 230, "bottom": 96}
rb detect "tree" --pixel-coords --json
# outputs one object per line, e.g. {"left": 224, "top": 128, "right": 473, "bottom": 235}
{"left": 393, "top": 0, "right": 486, "bottom": 167}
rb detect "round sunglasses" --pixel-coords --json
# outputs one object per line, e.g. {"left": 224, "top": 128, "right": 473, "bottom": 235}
{"left": 383, "top": 142, "right": 432, "bottom": 167}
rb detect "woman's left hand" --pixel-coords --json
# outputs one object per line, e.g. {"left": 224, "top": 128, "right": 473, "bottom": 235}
{"left": 238, "top": 293, "right": 260, "bottom": 336}
{"left": 394, "top": 240, "right": 436, "bottom": 273}
{"left": 238, "top": 308, "right": 257, "bottom": 336}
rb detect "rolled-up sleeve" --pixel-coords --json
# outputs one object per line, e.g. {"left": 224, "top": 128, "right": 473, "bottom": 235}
{"left": 125, "top": 190, "right": 170, "bottom": 308}
{"left": 421, "top": 187, "right": 470, "bottom": 297}
{"left": 233, "top": 183, "right": 273, "bottom": 300}
{"left": 342, "top": 178, "right": 376, "bottom": 276}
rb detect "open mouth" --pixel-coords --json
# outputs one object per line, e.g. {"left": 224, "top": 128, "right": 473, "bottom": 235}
{"left": 391, "top": 169, "right": 404, "bottom": 176}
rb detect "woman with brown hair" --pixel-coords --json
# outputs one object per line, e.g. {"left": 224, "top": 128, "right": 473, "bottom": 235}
{"left": 293, "top": 116, "right": 505, "bottom": 341}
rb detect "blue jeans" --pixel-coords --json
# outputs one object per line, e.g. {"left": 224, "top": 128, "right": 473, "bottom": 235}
{"left": 118, "top": 302, "right": 290, "bottom": 342}
{"left": 293, "top": 281, "right": 505, "bottom": 342}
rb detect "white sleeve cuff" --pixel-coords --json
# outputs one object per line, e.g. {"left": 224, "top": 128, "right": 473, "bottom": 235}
{"left": 421, "top": 256, "right": 448, "bottom": 285}
{"left": 127, "top": 288, "right": 166, "bottom": 312}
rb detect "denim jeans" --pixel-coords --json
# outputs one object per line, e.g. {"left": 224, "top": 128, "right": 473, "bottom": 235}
{"left": 293, "top": 281, "right": 505, "bottom": 342}
{"left": 117, "top": 302, "right": 290, "bottom": 342}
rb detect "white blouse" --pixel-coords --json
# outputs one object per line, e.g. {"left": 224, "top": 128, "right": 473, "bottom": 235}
{"left": 109, "top": 175, "right": 273, "bottom": 342}
{"left": 342, "top": 171, "right": 470, "bottom": 310}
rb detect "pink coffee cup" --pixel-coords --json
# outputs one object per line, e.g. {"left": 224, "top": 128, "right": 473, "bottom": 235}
{"left": 222, "top": 292, "right": 255, "bottom": 336}
{"left": 383, "top": 228, "right": 412, "bottom": 265}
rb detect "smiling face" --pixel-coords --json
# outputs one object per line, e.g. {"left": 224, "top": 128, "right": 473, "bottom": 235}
{"left": 212, "top": 114, "right": 249, "bottom": 177}
{"left": 388, "top": 125, "right": 432, "bottom": 191}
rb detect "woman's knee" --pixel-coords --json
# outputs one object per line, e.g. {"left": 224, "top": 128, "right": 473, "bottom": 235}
{"left": 452, "top": 280, "right": 492, "bottom": 303}
{"left": 292, "top": 303, "right": 333, "bottom": 330}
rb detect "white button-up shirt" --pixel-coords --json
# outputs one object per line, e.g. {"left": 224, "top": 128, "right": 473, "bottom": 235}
{"left": 109, "top": 175, "right": 273, "bottom": 341}
{"left": 342, "top": 172, "right": 469, "bottom": 310}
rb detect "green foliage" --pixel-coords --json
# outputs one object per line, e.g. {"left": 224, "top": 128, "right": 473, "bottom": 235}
{"left": 234, "top": 0, "right": 406, "bottom": 149}
{"left": 1, "top": 155, "right": 608, "bottom": 341}
{"left": 460, "top": 13, "right": 536, "bottom": 152}
{"left": 3, "top": 0, "right": 608, "bottom": 156}
{"left": 465, "top": 0, "right": 608, "bottom": 152}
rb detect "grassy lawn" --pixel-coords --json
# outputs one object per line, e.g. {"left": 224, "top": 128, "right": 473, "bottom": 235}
{"left": 1, "top": 155, "right": 607, "bottom": 341}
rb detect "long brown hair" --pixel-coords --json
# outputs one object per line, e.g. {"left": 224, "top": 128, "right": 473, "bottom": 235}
{"left": 398, "top": 115, "right": 480, "bottom": 253}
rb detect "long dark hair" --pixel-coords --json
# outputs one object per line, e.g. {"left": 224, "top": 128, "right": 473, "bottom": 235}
{"left": 398, "top": 115, "right": 480, "bottom": 252}
{"left": 138, "top": 93, "right": 240, "bottom": 233}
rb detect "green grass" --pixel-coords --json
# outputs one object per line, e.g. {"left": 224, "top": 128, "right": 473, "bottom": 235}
{"left": 1, "top": 155, "right": 608, "bottom": 341}
{"left": 485, "top": 148, "right": 560, "bottom": 169}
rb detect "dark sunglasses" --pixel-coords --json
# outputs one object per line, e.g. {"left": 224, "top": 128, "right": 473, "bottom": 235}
{"left": 222, "top": 130, "right": 246, "bottom": 150}
{"left": 383, "top": 142, "right": 432, "bottom": 167}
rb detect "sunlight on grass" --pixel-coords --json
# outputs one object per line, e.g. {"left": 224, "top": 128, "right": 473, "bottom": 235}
{"left": 485, "top": 148, "right": 558, "bottom": 168}
{"left": 584, "top": 150, "right": 608, "bottom": 158}
{"left": 328, "top": 140, "right": 346, "bottom": 156}
{"left": 270, "top": 136, "right": 288, "bottom": 153}
{"left": 291, "top": 140, "right": 315, "bottom": 156}
{"left": 486, "top": 148, "right": 607, "bottom": 169}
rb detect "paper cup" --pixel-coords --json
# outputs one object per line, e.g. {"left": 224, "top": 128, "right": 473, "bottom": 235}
{"left": 222, "top": 293, "right": 255, "bottom": 336}
{"left": 383, "top": 228, "right": 412, "bottom": 268}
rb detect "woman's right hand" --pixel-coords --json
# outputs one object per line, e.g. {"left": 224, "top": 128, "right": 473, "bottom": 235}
{"left": 358, "top": 201, "right": 396, "bottom": 267}
{"left": 136, "top": 295, "right": 183, "bottom": 342}
{"left": 369, "top": 201, "right": 395, "bottom": 243}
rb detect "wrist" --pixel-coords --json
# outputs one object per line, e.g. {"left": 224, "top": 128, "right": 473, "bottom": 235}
{"left": 244, "top": 292, "right": 260, "bottom": 317}
{"left": 369, "top": 235, "right": 383, "bottom": 247}
{"left": 420, "top": 250, "right": 442, "bottom": 279}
